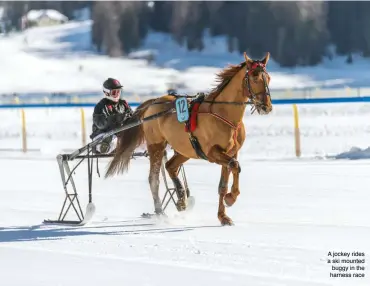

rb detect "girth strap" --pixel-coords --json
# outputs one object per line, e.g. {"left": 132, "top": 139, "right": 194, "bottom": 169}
{"left": 188, "top": 133, "right": 208, "bottom": 160}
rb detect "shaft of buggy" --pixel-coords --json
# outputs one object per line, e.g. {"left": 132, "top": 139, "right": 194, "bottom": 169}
{"left": 68, "top": 107, "right": 175, "bottom": 160}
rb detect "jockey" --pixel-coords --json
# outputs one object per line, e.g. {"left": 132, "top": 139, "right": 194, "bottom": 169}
{"left": 90, "top": 77, "right": 133, "bottom": 154}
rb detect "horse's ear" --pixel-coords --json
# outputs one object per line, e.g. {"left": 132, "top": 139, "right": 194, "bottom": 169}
{"left": 244, "top": 52, "right": 253, "bottom": 68}
{"left": 261, "top": 52, "right": 270, "bottom": 65}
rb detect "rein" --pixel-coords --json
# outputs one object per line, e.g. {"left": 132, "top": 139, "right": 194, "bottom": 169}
{"left": 167, "top": 94, "right": 253, "bottom": 106}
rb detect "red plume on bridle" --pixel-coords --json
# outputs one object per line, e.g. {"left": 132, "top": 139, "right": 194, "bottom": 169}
{"left": 248, "top": 61, "right": 266, "bottom": 76}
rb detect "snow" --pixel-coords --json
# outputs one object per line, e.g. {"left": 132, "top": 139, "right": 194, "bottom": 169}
{"left": 1, "top": 153, "right": 370, "bottom": 285}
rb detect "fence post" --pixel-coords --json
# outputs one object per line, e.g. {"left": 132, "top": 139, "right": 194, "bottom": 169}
{"left": 21, "top": 109, "right": 27, "bottom": 153}
{"left": 80, "top": 108, "right": 86, "bottom": 146}
{"left": 292, "top": 104, "right": 301, "bottom": 158}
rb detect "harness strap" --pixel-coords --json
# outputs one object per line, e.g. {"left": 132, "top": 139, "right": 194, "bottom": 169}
{"left": 200, "top": 111, "right": 242, "bottom": 156}
{"left": 204, "top": 112, "right": 239, "bottom": 130}
{"left": 188, "top": 133, "right": 208, "bottom": 160}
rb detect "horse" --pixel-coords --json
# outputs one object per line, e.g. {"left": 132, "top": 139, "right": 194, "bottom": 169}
{"left": 105, "top": 52, "right": 273, "bottom": 226}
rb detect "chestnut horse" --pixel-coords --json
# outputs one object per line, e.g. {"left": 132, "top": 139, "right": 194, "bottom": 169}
{"left": 105, "top": 52, "right": 273, "bottom": 226}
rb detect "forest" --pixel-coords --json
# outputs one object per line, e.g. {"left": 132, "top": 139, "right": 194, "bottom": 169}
{"left": 2, "top": 1, "right": 369, "bottom": 67}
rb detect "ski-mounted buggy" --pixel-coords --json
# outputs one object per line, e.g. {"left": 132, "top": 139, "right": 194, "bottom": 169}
{"left": 43, "top": 96, "right": 194, "bottom": 226}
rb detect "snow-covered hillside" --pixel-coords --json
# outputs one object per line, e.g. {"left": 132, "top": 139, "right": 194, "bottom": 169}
{"left": 2, "top": 20, "right": 370, "bottom": 98}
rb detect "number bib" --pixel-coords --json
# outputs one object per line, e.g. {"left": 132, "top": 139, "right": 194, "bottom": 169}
{"left": 175, "top": 97, "right": 189, "bottom": 123}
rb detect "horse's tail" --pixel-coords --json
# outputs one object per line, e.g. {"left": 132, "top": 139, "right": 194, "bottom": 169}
{"left": 105, "top": 98, "right": 156, "bottom": 178}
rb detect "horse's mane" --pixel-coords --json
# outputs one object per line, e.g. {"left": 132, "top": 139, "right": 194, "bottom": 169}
{"left": 207, "top": 61, "right": 246, "bottom": 100}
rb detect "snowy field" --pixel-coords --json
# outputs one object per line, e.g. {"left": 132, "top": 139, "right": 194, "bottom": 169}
{"left": 1, "top": 156, "right": 370, "bottom": 286}
{"left": 1, "top": 102, "right": 370, "bottom": 286}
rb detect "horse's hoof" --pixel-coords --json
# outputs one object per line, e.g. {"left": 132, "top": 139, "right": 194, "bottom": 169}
{"left": 176, "top": 206, "right": 187, "bottom": 212}
{"left": 219, "top": 216, "right": 234, "bottom": 226}
{"left": 224, "top": 193, "right": 236, "bottom": 207}
{"left": 155, "top": 209, "right": 166, "bottom": 216}
{"left": 176, "top": 200, "right": 187, "bottom": 212}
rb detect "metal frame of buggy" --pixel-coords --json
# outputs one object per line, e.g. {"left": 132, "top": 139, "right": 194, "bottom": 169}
{"left": 43, "top": 106, "right": 192, "bottom": 226}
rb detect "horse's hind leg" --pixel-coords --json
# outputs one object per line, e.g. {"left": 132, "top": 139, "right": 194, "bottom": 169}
{"left": 165, "top": 152, "right": 189, "bottom": 211}
{"left": 148, "top": 142, "right": 166, "bottom": 215}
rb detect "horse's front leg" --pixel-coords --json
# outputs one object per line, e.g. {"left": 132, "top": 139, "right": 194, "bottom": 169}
{"left": 224, "top": 152, "right": 241, "bottom": 207}
{"left": 208, "top": 146, "right": 241, "bottom": 226}
{"left": 218, "top": 165, "right": 231, "bottom": 222}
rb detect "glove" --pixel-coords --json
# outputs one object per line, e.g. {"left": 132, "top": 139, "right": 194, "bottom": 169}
{"left": 109, "top": 113, "right": 129, "bottom": 128}
{"left": 102, "top": 114, "right": 121, "bottom": 129}
{"left": 115, "top": 113, "right": 128, "bottom": 123}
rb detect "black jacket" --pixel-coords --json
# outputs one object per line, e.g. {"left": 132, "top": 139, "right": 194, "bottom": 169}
{"left": 90, "top": 98, "right": 133, "bottom": 139}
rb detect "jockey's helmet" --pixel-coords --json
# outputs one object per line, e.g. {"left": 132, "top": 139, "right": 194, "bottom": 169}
{"left": 103, "top": 78, "right": 123, "bottom": 103}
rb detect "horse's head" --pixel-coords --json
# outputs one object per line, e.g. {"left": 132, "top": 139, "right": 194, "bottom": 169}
{"left": 243, "top": 52, "right": 272, "bottom": 115}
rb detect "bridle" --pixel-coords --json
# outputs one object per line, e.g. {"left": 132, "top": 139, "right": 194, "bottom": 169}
{"left": 244, "top": 61, "right": 271, "bottom": 114}
{"left": 205, "top": 61, "right": 271, "bottom": 110}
